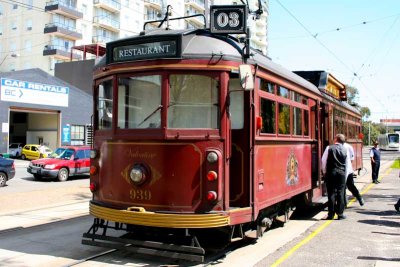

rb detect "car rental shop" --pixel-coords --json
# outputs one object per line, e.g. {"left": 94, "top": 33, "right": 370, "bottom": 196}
{"left": 0, "top": 68, "right": 92, "bottom": 154}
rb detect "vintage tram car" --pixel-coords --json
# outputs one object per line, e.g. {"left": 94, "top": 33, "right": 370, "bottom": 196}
{"left": 82, "top": 18, "right": 362, "bottom": 262}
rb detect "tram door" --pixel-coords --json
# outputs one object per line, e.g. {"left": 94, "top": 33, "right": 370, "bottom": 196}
{"left": 228, "top": 80, "right": 251, "bottom": 208}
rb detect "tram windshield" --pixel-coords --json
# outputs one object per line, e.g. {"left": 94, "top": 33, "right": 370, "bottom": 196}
{"left": 388, "top": 134, "right": 399, "bottom": 143}
{"left": 168, "top": 74, "right": 219, "bottom": 129}
{"left": 117, "top": 75, "right": 162, "bottom": 129}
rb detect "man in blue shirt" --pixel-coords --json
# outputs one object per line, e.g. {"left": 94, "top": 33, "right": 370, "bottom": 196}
{"left": 370, "top": 141, "right": 381, "bottom": 184}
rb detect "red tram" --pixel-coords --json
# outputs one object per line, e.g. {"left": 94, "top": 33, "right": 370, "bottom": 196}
{"left": 82, "top": 9, "right": 362, "bottom": 262}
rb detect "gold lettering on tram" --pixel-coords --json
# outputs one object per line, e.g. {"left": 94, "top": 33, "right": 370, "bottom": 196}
{"left": 130, "top": 189, "right": 152, "bottom": 201}
{"left": 126, "top": 150, "right": 156, "bottom": 159}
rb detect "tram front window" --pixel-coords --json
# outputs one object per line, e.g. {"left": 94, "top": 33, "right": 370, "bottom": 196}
{"left": 117, "top": 75, "right": 161, "bottom": 129}
{"left": 168, "top": 75, "right": 219, "bottom": 129}
{"left": 98, "top": 80, "right": 113, "bottom": 130}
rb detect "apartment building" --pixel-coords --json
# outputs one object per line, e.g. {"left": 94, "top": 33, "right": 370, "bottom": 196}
{"left": 0, "top": 0, "right": 268, "bottom": 74}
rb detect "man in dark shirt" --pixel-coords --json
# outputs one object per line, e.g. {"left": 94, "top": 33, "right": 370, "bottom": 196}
{"left": 321, "top": 134, "right": 348, "bottom": 220}
{"left": 370, "top": 141, "right": 381, "bottom": 184}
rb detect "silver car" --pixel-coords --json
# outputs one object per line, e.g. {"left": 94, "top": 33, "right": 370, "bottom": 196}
{"left": 9, "top": 143, "right": 23, "bottom": 158}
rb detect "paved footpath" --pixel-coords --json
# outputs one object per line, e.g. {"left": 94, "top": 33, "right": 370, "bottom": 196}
{"left": 256, "top": 154, "right": 400, "bottom": 267}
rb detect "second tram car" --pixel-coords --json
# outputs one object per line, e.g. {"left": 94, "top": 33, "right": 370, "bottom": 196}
{"left": 82, "top": 10, "right": 363, "bottom": 262}
{"left": 378, "top": 133, "right": 400, "bottom": 151}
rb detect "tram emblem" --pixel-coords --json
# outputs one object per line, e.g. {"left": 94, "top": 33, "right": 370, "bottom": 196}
{"left": 285, "top": 150, "right": 299, "bottom": 186}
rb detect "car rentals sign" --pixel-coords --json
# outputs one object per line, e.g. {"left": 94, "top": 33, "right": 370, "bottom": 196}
{"left": 0, "top": 78, "right": 69, "bottom": 107}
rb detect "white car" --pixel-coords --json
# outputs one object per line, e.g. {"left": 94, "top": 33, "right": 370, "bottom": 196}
{"left": 9, "top": 143, "right": 23, "bottom": 158}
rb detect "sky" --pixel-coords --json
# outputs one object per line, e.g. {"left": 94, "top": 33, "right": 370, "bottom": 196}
{"left": 267, "top": 0, "right": 400, "bottom": 122}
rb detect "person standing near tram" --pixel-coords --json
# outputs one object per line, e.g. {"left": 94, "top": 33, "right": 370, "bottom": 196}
{"left": 321, "top": 134, "right": 348, "bottom": 220}
{"left": 370, "top": 141, "right": 381, "bottom": 184}
{"left": 343, "top": 141, "right": 364, "bottom": 206}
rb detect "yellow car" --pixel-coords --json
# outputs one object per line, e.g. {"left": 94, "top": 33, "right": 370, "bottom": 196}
{"left": 21, "top": 144, "right": 53, "bottom": 160}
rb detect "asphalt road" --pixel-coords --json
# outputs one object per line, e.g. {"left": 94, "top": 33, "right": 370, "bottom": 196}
{"left": 0, "top": 159, "right": 91, "bottom": 214}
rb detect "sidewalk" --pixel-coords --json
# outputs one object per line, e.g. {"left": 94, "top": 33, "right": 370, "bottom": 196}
{"left": 0, "top": 201, "right": 89, "bottom": 232}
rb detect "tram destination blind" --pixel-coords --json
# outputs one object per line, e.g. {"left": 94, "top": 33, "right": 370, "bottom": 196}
{"left": 210, "top": 5, "right": 247, "bottom": 34}
{"left": 111, "top": 40, "right": 179, "bottom": 63}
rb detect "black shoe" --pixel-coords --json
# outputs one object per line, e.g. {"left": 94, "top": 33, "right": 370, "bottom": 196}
{"left": 377, "top": 180, "right": 381, "bottom": 183}
{"left": 395, "top": 204, "right": 400, "bottom": 212}
{"left": 338, "top": 214, "right": 347, "bottom": 220}
{"left": 326, "top": 214, "right": 334, "bottom": 220}
{"left": 358, "top": 197, "right": 365, "bottom": 206}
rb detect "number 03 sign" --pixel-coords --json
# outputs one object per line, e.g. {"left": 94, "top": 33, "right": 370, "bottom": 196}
{"left": 210, "top": 5, "right": 247, "bottom": 34}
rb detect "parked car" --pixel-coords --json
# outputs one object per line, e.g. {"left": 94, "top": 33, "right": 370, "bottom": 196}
{"left": 0, "top": 156, "right": 15, "bottom": 187}
{"left": 27, "top": 146, "right": 91, "bottom": 182}
{"left": 9, "top": 143, "right": 24, "bottom": 158}
{"left": 21, "top": 144, "right": 52, "bottom": 160}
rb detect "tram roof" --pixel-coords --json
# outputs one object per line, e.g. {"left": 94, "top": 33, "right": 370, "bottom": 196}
{"left": 97, "top": 29, "right": 323, "bottom": 96}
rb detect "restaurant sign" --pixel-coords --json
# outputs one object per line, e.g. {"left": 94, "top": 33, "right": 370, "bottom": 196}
{"left": 108, "top": 36, "right": 182, "bottom": 63}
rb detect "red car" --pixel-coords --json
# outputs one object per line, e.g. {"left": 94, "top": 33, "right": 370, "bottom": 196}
{"left": 27, "top": 146, "right": 91, "bottom": 182}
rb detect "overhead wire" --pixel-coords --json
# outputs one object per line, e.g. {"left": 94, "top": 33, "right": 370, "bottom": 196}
{"left": 273, "top": 0, "right": 393, "bottom": 116}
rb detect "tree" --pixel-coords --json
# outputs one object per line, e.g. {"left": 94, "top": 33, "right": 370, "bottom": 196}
{"left": 359, "top": 106, "right": 371, "bottom": 121}
{"left": 346, "top": 85, "right": 359, "bottom": 106}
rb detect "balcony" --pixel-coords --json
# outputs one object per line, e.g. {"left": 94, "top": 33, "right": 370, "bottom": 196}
{"left": 93, "top": 0, "right": 121, "bottom": 13}
{"left": 43, "top": 45, "right": 81, "bottom": 60}
{"left": 144, "top": 0, "right": 162, "bottom": 11}
{"left": 251, "top": 36, "right": 267, "bottom": 47}
{"left": 92, "top": 35, "right": 115, "bottom": 44}
{"left": 45, "top": 1, "right": 83, "bottom": 19}
{"left": 44, "top": 22, "right": 82, "bottom": 40}
{"left": 184, "top": 0, "right": 205, "bottom": 12}
{"left": 93, "top": 16, "right": 120, "bottom": 32}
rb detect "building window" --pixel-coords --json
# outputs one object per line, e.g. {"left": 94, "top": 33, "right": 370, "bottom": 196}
{"left": 0, "top": 4, "right": 3, "bottom": 15}
{"left": 25, "top": 40, "right": 32, "bottom": 52}
{"left": 71, "top": 125, "right": 85, "bottom": 145}
{"left": 26, "top": 0, "right": 33, "bottom": 10}
{"left": 13, "top": 4, "right": 18, "bottom": 9}
{"left": 0, "top": 25, "right": 2, "bottom": 35}
{"left": 82, "top": 4, "right": 87, "bottom": 15}
{"left": 11, "top": 21, "right": 17, "bottom": 30}
{"left": 26, "top": 19, "right": 32, "bottom": 30}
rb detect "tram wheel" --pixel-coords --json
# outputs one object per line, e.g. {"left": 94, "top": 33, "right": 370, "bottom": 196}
{"left": 57, "top": 168, "right": 69, "bottom": 182}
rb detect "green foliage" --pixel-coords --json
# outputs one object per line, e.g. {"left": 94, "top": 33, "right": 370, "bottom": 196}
{"left": 362, "top": 121, "right": 388, "bottom": 145}
{"left": 391, "top": 159, "right": 400, "bottom": 169}
{"left": 359, "top": 106, "right": 371, "bottom": 121}
{"left": 346, "top": 85, "right": 359, "bottom": 105}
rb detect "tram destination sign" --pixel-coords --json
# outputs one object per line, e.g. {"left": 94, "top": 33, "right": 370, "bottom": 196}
{"left": 210, "top": 5, "right": 247, "bottom": 34}
{"left": 108, "top": 36, "right": 182, "bottom": 63}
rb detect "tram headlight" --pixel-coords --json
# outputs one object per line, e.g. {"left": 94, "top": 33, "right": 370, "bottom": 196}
{"left": 90, "top": 149, "right": 98, "bottom": 159}
{"left": 207, "top": 152, "right": 218, "bottom": 163}
{"left": 130, "top": 164, "right": 148, "bottom": 185}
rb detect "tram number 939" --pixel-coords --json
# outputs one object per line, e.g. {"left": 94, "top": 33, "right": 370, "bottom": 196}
{"left": 130, "top": 189, "right": 152, "bottom": 201}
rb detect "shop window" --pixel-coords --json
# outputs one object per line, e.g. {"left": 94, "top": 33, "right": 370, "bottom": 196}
{"left": 71, "top": 125, "right": 85, "bottom": 145}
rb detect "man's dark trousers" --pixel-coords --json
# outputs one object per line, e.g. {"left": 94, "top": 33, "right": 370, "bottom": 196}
{"left": 371, "top": 161, "right": 380, "bottom": 182}
{"left": 326, "top": 173, "right": 346, "bottom": 217}
{"left": 346, "top": 173, "right": 362, "bottom": 200}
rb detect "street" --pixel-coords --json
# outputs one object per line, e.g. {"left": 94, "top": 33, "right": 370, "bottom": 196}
{"left": 0, "top": 149, "right": 399, "bottom": 266}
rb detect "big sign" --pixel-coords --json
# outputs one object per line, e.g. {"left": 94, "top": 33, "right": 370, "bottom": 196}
{"left": 210, "top": 5, "right": 247, "bottom": 34}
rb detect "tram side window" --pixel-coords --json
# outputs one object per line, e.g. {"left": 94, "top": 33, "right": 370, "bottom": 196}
{"left": 260, "top": 98, "right": 276, "bottom": 134}
{"left": 304, "top": 110, "right": 309, "bottom": 136}
{"left": 117, "top": 75, "right": 161, "bottom": 129}
{"left": 293, "top": 107, "right": 302, "bottom": 136}
{"left": 168, "top": 74, "right": 219, "bottom": 129}
{"left": 260, "top": 80, "right": 275, "bottom": 94}
{"left": 97, "top": 80, "right": 113, "bottom": 130}
{"left": 278, "top": 103, "right": 290, "bottom": 134}
{"left": 229, "top": 78, "right": 244, "bottom": 129}
{"left": 278, "top": 86, "right": 289, "bottom": 98}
